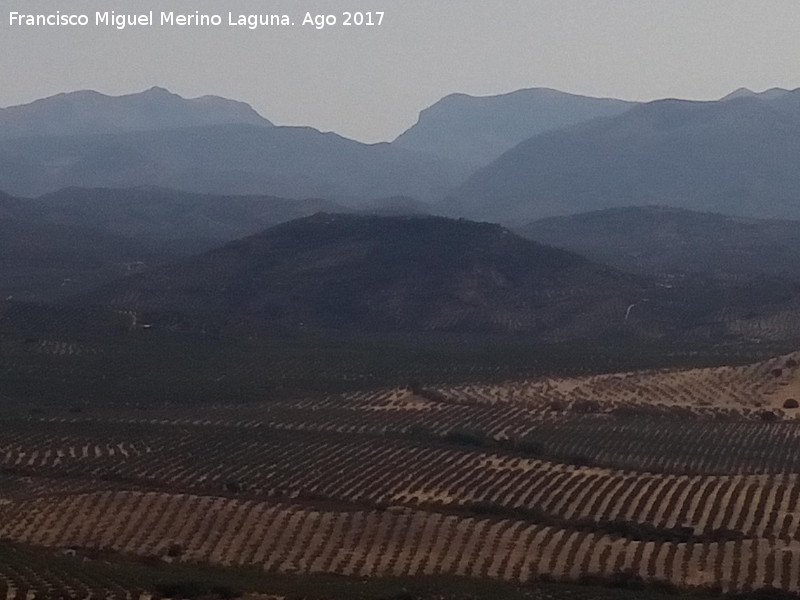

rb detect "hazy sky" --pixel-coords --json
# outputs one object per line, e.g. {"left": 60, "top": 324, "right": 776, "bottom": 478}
{"left": 2, "top": 0, "right": 799, "bottom": 142}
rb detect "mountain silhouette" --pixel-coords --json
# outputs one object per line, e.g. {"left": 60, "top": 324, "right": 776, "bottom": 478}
{"left": 446, "top": 91, "right": 800, "bottom": 222}
{"left": 0, "top": 87, "right": 271, "bottom": 139}
{"left": 0, "top": 124, "right": 471, "bottom": 201}
{"left": 81, "top": 213, "right": 649, "bottom": 335}
{"left": 394, "top": 88, "right": 634, "bottom": 166}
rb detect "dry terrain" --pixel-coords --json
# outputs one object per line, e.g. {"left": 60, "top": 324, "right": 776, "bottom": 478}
{"left": 3, "top": 353, "right": 800, "bottom": 598}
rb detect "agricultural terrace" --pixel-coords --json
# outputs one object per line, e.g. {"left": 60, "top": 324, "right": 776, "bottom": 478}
{"left": 3, "top": 352, "right": 800, "bottom": 596}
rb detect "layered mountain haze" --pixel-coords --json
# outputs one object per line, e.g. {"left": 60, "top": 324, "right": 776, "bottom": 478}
{"left": 446, "top": 90, "right": 800, "bottom": 222}
{"left": 720, "top": 87, "right": 792, "bottom": 101}
{"left": 0, "top": 88, "right": 471, "bottom": 201}
{"left": 0, "top": 87, "right": 272, "bottom": 139}
{"left": 4, "top": 84, "right": 800, "bottom": 338}
{"left": 0, "top": 124, "right": 472, "bottom": 200}
{"left": 393, "top": 88, "right": 635, "bottom": 166}
{"left": 10, "top": 82, "right": 800, "bottom": 600}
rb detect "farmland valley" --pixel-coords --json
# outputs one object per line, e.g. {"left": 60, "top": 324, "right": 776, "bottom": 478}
{"left": 3, "top": 86, "right": 800, "bottom": 600}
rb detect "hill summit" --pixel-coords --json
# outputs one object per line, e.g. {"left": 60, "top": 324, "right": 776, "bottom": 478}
{"left": 393, "top": 88, "right": 633, "bottom": 166}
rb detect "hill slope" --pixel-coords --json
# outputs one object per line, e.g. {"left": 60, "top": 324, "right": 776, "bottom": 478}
{"left": 0, "top": 123, "right": 471, "bottom": 201}
{"left": 518, "top": 206, "right": 800, "bottom": 280}
{"left": 0, "top": 217, "right": 166, "bottom": 302}
{"left": 81, "top": 213, "right": 649, "bottom": 334}
{"left": 0, "top": 187, "right": 343, "bottom": 301}
{"left": 446, "top": 92, "right": 800, "bottom": 222}
{"left": 393, "top": 88, "right": 634, "bottom": 166}
{"left": 17, "top": 187, "right": 343, "bottom": 245}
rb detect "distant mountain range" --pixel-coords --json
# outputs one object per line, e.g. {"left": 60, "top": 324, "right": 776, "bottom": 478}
{"left": 445, "top": 89, "right": 800, "bottom": 222}
{"left": 391, "top": 86, "right": 794, "bottom": 171}
{"left": 6, "top": 84, "right": 800, "bottom": 237}
{"left": 721, "top": 87, "right": 791, "bottom": 101}
{"left": 0, "top": 88, "right": 471, "bottom": 201}
{"left": 393, "top": 88, "right": 634, "bottom": 166}
{"left": 518, "top": 206, "right": 800, "bottom": 281}
{"left": 0, "top": 87, "right": 271, "bottom": 139}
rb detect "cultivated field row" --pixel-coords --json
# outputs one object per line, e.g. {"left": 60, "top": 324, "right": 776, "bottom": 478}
{"left": 6, "top": 431, "right": 800, "bottom": 544}
{"left": 0, "top": 541, "right": 146, "bottom": 600}
{"left": 5, "top": 352, "right": 800, "bottom": 595}
{"left": 1, "top": 491, "right": 799, "bottom": 594}
{"left": 429, "top": 351, "right": 800, "bottom": 412}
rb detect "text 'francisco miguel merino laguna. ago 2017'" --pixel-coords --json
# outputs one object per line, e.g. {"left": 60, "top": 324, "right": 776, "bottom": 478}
{"left": 4, "top": 11, "right": 356, "bottom": 30}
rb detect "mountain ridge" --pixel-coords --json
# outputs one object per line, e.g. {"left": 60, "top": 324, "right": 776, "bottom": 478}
{"left": 0, "top": 87, "right": 272, "bottom": 139}
{"left": 0, "top": 122, "right": 472, "bottom": 201}
{"left": 393, "top": 87, "right": 635, "bottom": 166}
{"left": 444, "top": 91, "right": 800, "bottom": 222}
{"left": 720, "top": 86, "right": 793, "bottom": 101}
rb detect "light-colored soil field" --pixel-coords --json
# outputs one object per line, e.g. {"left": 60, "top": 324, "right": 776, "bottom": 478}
{"left": 5, "top": 352, "right": 800, "bottom": 595}
{"left": 1, "top": 490, "right": 799, "bottom": 593}
{"left": 426, "top": 350, "right": 800, "bottom": 414}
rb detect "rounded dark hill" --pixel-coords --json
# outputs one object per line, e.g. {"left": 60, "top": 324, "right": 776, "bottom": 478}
{"left": 80, "top": 213, "right": 650, "bottom": 334}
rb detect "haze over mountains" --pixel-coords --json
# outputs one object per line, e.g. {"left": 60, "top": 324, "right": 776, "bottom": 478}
{"left": 0, "top": 88, "right": 470, "bottom": 201}
{"left": 5, "top": 85, "right": 800, "bottom": 223}
{"left": 2, "top": 186, "right": 345, "bottom": 245}
{"left": 4, "top": 84, "right": 800, "bottom": 330}
{"left": 0, "top": 87, "right": 272, "bottom": 139}
{"left": 393, "top": 88, "right": 635, "bottom": 166}
{"left": 446, "top": 89, "right": 800, "bottom": 222}
{"left": 721, "top": 87, "right": 791, "bottom": 101}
